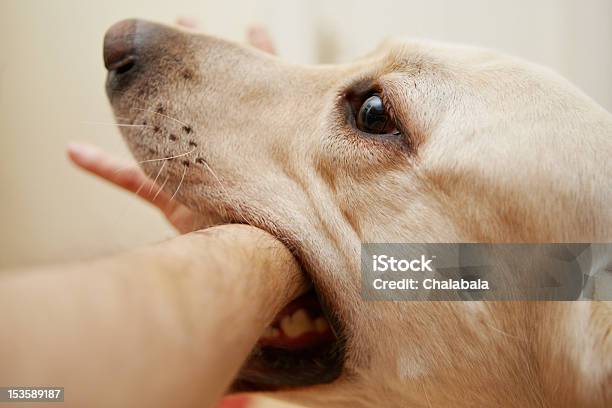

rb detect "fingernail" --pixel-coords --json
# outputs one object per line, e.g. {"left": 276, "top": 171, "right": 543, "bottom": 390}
{"left": 68, "top": 143, "right": 98, "bottom": 163}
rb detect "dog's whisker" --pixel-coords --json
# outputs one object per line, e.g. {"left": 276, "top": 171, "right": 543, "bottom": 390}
{"left": 111, "top": 148, "right": 197, "bottom": 175}
{"left": 201, "top": 160, "right": 249, "bottom": 224}
{"left": 131, "top": 107, "right": 189, "bottom": 127}
{"left": 169, "top": 166, "right": 187, "bottom": 202}
{"left": 133, "top": 174, "right": 149, "bottom": 196}
{"left": 109, "top": 150, "right": 193, "bottom": 174}
{"left": 152, "top": 175, "right": 170, "bottom": 202}
{"left": 136, "top": 148, "right": 196, "bottom": 165}
{"left": 148, "top": 161, "right": 166, "bottom": 194}
{"left": 80, "top": 121, "right": 154, "bottom": 128}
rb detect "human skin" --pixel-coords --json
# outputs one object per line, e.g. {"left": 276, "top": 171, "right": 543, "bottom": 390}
{"left": 0, "top": 224, "right": 306, "bottom": 408}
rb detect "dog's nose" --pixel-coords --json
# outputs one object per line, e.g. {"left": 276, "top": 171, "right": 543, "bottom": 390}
{"left": 103, "top": 19, "right": 188, "bottom": 97}
{"left": 103, "top": 19, "right": 139, "bottom": 74}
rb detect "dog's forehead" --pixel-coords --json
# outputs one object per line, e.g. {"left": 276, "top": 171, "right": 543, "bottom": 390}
{"left": 368, "top": 37, "right": 549, "bottom": 89}
{"left": 370, "top": 37, "right": 491, "bottom": 64}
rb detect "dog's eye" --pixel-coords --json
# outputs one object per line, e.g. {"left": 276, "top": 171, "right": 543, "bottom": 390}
{"left": 356, "top": 94, "right": 398, "bottom": 135}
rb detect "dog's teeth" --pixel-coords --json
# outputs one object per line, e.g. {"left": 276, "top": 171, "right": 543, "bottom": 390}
{"left": 262, "top": 326, "right": 280, "bottom": 338}
{"left": 292, "top": 309, "right": 315, "bottom": 332}
{"left": 279, "top": 316, "right": 296, "bottom": 337}
{"left": 280, "top": 308, "right": 315, "bottom": 338}
{"left": 314, "top": 317, "right": 330, "bottom": 333}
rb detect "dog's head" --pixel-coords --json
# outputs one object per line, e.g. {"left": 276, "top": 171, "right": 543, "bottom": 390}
{"left": 104, "top": 20, "right": 612, "bottom": 407}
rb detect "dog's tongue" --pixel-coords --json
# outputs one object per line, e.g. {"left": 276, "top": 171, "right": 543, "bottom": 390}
{"left": 257, "top": 292, "right": 333, "bottom": 349}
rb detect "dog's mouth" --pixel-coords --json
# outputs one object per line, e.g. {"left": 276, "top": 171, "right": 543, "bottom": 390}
{"left": 231, "top": 233, "right": 346, "bottom": 391}
{"left": 162, "top": 191, "right": 347, "bottom": 389}
{"left": 233, "top": 290, "right": 345, "bottom": 390}
{"left": 156, "top": 181, "right": 347, "bottom": 389}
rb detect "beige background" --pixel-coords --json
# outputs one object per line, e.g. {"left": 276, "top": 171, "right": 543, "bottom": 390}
{"left": 0, "top": 0, "right": 610, "bottom": 269}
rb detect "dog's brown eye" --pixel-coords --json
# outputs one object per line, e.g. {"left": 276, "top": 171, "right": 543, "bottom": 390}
{"left": 356, "top": 94, "right": 397, "bottom": 134}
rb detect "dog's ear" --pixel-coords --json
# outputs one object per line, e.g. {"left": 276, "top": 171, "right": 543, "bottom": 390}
{"left": 538, "top": 302, "right": 611, "bottom": 407}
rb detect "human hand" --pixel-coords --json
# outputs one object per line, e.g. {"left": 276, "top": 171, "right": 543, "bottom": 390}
{"left": 68, "top": 143, "right": 200, "bottom": 233}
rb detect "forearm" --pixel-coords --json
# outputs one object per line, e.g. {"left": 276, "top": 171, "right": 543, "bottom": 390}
{"left": 0, "top": 224, "right": 305, "bottom": 407}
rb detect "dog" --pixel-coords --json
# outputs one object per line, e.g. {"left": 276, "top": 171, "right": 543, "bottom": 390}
{"left": 103, "top": 19, "right": 612, "bottom": 407}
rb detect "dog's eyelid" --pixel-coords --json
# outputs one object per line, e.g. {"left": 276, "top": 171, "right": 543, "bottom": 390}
{"left": 335, "top": 76, "right": 414, "bottom": 151}
{"left": 384, "top": 96, "right": 407, "bottom": 136}
{"left": 343, "top": 77, "right": 381, "bottom": 97}
{"left": 376, "top": 82, "right": 415, "bottom": 142}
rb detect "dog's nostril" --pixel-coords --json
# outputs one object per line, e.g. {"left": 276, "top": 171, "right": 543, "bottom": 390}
{"left": 112, "top": 57, "right": 136, "bottom": 74}
{"left": 103, "top": 19, "right": 139, "bottom": 72}
{"left": 169, "top": 134, "right": 177, "bottom": 141}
